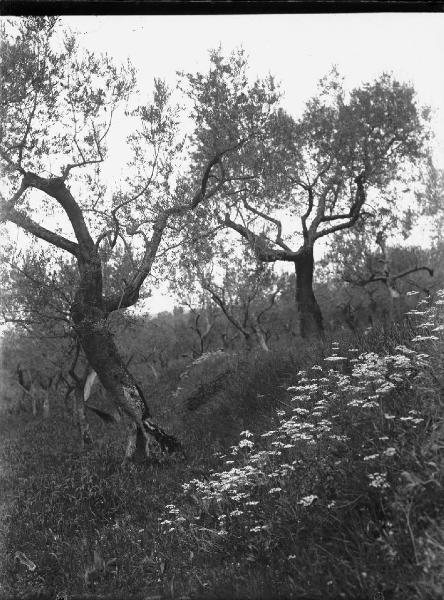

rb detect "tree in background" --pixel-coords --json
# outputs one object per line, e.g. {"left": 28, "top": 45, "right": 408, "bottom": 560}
{"left": 187, "top": 60, "right": 430, "bottom": 338}
{"left": 321, "top": 223, "right": 436, "bottom": 330}
{"left": 416, "top": 155, "right": 444, "bottom": 245}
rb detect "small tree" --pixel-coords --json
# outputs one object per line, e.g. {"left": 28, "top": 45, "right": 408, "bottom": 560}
{"left": 324, "top": 226, "right": 435, "bottom": 328}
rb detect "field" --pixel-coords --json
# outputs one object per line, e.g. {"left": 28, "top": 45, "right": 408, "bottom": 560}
{"left": 1, "top": 296, "right": 444, "bottom": 600}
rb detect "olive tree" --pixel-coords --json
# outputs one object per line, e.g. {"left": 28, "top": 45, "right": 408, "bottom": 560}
{"left": 188, "top": 63, "right": 430, "bottom": 338}
{"left": 0, "top": 19, "right": 264, "bottom": 462}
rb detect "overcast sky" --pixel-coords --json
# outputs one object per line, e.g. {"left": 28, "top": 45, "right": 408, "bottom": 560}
{"left": 65, "top": 13, "right": 444, "bottom": 163}
{"left": 62, "top": 14, "right": 444, "bottom": 312}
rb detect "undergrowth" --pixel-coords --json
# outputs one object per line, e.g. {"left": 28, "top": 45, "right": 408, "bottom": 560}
{"left": 2, "top": 293, "right": 444, "bottom": 599}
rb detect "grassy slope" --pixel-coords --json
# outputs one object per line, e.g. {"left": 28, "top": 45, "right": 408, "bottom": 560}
{"left": 1, "top": 306, "right": 444, "bottom": 599}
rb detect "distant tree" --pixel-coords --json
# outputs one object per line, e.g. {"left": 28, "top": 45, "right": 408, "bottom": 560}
{"left": 324, "top": 226, "right": 435, "bottom": 328}
{"left": 416, "top": 156, "right": 444, "bottom": 245}
{"left": 172, "top": 225, "right": 284, "bottom": 352}
{"left": 187, "top": 62, "right": 430, "bottom": 338}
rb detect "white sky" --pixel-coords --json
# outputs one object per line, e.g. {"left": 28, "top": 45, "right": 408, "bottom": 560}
{"left": 8, "top": 14, "right": 444, "bottom": 315}
{"left": 65, "top": 13, "right": 444, "bottom": 166}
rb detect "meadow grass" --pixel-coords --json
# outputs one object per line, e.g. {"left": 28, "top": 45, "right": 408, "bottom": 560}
{"left": 2, "top": 294, "right": 444, "bottom": 599}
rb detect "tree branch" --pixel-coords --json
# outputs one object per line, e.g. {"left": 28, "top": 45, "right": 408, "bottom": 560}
{"left": 103, "top": 144, "right": 243, "bottom": 313}
{"left": 1, "top": 203, "right": 79, "bottom": 256}
{"left": 20, "top": 172, "right": 95, "bottom": 256}
{"left": 223, "top": 214, "right": 301, "bottom": 262}
{"left": 242, "top": 197, "right": 292, "bottom": 252}
{"left": 314, "top": 173, "right": 366, "bottom": 240}
{"left": 392, "top": 265, "right": 434, "bottom": 281}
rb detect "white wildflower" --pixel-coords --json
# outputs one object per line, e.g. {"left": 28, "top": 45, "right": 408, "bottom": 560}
{"left": 240, "top": 430, "right": 253, "bottom": 438}
{"left": 363, "top": 454, "right": 379, "bottom": 461}
{"left": 298, "top": 495, "right": 318, "bottom": 506}
{"left": 239, "top": 439, "right": 254, "bottom": 449}
{"left": 384, "top": 448, "right": 396, "bottom": 457}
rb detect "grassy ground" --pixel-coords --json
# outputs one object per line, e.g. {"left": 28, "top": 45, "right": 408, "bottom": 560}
{"left": 1, "top": 303, "right": 444, "bottom": 599}
{"left": 0, "top": 416, "right": 20, "bottom": 599}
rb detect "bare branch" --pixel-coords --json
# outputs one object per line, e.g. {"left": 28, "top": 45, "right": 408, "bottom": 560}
{"left": 223, "top": 214, "right": 301, "bottom": 262}
{"left": 202, "top": 282, "right": 247, "bottom": 337}
{"left": 20, "top": 172, "right": 95, "bottom": 253}
{"left": 242, "top": 197, "right": 291, "bottom": 252}
{"left": 61, "top": 157, "right": 104, "bottom": 181}
{"left": 1, "top": 203, "right": 79, "bottom": 256}
{"left": 314, "top": 173, "right": 366, "bottom": 240}
{"left": 392, "top": 265, "right": 434, "bottom": 281}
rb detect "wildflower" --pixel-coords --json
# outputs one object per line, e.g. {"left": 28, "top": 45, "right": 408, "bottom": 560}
{"left": 298, "top": 495, "right": 318, "bottom": 506}
{"left": 362, "top": 401, "right": 379, "bottom": 409}
{"left": 240, "top": 430, "right": 253, "bottom": 438}
{"left": 368, "top": 473, "right": 389, "bottom": 489}
{"left": 269, "top": 487, "right": 282, "bottom": 494}
{"left": 230, "top": 509, "right": 244, "bottom": 517}
{"left": 364, "top": 454, "right": 379, "bottom": 461}
{"left": 384, "top": 448, "right": 396, "bottom": 457}
{"left": 261, "top": 431, "right": 276, "bottom": 437}
{"left": 395, "top": 345, "right": 416, "bottom": 355}
{"left": 250, "top": 525, "right": 263, "bottom": 533}
{"left": 239, "top": 439, "right": 254, "bottom": 449}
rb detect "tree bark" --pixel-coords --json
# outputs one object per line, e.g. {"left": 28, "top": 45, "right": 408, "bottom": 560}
{"left": 70, "top": 263, "right": 182, "bottom": 463}
{"left": 73, "top": 387, "right": 92, "bottom": 450}
{"left": 30, "top": 385, "right": 37, "bottom": 417}
{"left": 42, "top": 389, "right": 50, "bottom": 418}
{"left": 294, "top": 249, "right": 324, "bottom": 339}
{"left": 254, "top": 328, "right": 270, "bottom": 352}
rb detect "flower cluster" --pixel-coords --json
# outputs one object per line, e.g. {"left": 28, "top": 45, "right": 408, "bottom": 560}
{"left": 160, "top": 290, "right": 444, "bottom": 558}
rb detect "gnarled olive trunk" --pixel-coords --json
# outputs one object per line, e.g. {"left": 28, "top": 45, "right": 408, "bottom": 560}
{"left": 294, "top": 248, "right": 324, "bottom": 339}
{"left": 70, "top": 259, "right": 182, "bottom": 463}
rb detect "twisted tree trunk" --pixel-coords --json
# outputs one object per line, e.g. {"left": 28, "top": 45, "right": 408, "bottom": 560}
{"left": 70, "top": 262, "right": 182, "bottom": 462}
{"left": 294, "top": 249, "right": 324, "bottom": 339}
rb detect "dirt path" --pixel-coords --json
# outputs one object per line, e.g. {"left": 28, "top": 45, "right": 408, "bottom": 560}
{"left": 0, "top": 415, "right": 18, "bottom": 598}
